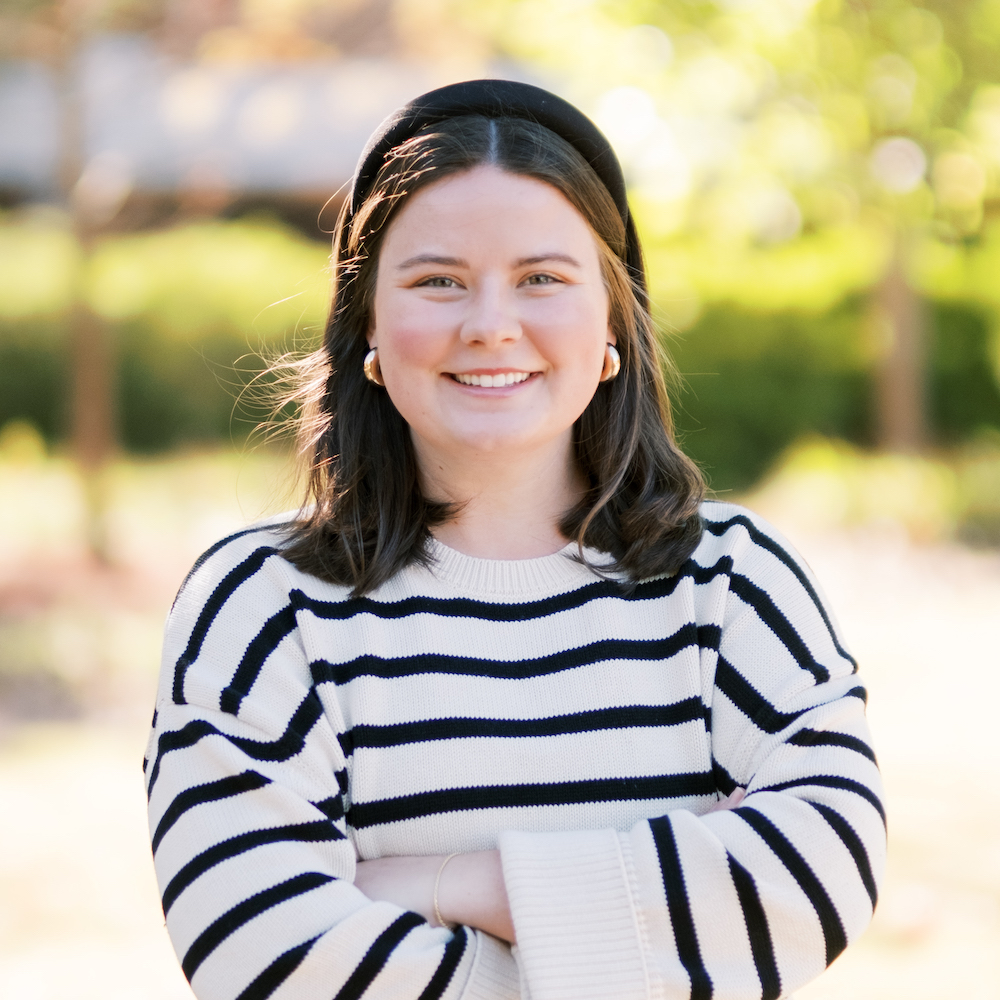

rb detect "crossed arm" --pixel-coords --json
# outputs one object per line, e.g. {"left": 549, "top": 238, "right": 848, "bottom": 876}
{"left": 353, "top": 788, "right": 747, "bottom": 941}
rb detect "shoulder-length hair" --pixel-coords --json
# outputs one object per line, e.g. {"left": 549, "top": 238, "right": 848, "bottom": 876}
{"left": 280, "top": 114, "right": 704, "bottom": 595}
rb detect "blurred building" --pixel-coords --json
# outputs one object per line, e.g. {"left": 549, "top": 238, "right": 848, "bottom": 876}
{"left": 0, "top": 34, "right": 433, "bottom": 238}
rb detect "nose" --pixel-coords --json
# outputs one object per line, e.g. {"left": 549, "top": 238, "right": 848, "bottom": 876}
{"left": 459, "top": 278, "right": 522, "bottom": 348}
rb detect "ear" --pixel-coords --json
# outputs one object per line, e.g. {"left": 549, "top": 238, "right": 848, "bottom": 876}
{"left": 607, "top": 324, "right": 616, "bottom": 347}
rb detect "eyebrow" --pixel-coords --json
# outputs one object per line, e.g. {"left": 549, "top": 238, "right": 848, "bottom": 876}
{"left": 516, "top": 253, "right": 583, "bottom": 268}
{"left": 396, "top": 254, "right": 467, "bottom": 270}
{"left": 395, "top": 252, "right": 583, "bottom": 270}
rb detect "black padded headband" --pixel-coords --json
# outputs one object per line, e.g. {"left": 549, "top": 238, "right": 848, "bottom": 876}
{"left": 347, "top": 78, "right": 646, "bottom": 294}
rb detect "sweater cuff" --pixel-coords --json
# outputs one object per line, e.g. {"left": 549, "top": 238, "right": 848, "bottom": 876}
{"left": 498, "top": 829, "right": 647, "bottom": 1000}
{"left": 462, "top": 929, "right": 522, "bottom": 1000}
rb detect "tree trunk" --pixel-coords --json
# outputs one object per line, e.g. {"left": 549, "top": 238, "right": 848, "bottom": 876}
{"left": 69, "top": 296, "right": 115, "bottom": 559}
{"left": 873, "top": 243, "right": 927, "bottom": 453}
{"left": 56, "top": 0, "right": 116, "bottom": 563}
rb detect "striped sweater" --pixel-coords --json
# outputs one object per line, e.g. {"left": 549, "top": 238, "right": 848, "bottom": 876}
{"left": 145, "top": 500, "right": 885, "bottom": 1000}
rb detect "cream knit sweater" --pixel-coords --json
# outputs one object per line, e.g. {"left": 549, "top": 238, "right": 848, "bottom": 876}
{"left": 145, "top": 500, "right": 884, "bottom": 1000}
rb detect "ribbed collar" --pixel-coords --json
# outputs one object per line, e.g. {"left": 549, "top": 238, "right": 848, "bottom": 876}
{"left": 423, "top": 536, "right": 615, "bottom": 599}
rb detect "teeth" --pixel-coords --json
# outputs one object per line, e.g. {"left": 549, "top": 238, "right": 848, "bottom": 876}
{"left": 455, "top": 372, "right": 531, "bottom": 386}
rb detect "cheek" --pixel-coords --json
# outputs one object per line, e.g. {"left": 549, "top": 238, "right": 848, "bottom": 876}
{"left": 532, "top": 294, "right": 609, "bottom": 369}
{"left": 376, "top": 303, "right": 452, "bottom": 370}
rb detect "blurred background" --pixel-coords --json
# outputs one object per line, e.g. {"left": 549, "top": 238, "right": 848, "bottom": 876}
{"left": 0, "top": 0, "right": 998, "bottom": 997}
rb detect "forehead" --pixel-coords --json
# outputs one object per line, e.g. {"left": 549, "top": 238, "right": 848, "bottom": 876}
{"left": 379, "top": 165, "right": 599, "bottom": 261}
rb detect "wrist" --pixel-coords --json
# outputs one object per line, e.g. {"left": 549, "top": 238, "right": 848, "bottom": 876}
{"left": 433, "top": 853, "right": 460, "bottom": 929}
{"left": 436, "top": 849, "right": 515, "bottom": 942}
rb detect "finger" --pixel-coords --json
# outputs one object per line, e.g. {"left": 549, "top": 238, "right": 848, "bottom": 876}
{"left": 705, "top": 787, "right": 746, "bottom": 813}
{"left": 725, "top": 787, "right": 746, "bottom": 809}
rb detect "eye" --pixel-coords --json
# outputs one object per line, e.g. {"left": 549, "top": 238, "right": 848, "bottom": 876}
{"left": 416, "top": 275, "right": 459, "bottom": 288}
{"left": 523, "top": 273, "right": 561, "bottom": 286}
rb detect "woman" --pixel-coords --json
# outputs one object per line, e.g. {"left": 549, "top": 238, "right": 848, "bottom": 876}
{"left": 145, "top": 80, "right": 884, "bottom": 1000}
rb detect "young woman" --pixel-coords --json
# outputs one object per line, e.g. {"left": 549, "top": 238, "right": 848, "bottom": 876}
{"left": 145, "top": 80, "right": 884, "bottom": 1000}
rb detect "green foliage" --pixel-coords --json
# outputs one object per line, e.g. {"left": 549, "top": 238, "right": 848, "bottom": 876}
{"left": 0, "top": 215, "right": 328, "bottom": 451}
{"left": 115, "top": 326, "right": 271, "bottom": 452}
{"left": 86, "top": 218, "right": 331, "bottom": 342}
{"left": 669, "top": 296, "right": 1000, "bottom": 492}
{"left": 0, "top": 322, "right": 67, "bottom": 443}
{"left": 667, "top": 301, "right": 873, "bottom": 491}
{"left": 0, "top": 212, "right": 332, "bottom": 340}
{"left": 0, "top": 215, "right": 79, "bottom": 318}
{"left": 928, "top": 302, "right": 1000, "bottom": 443}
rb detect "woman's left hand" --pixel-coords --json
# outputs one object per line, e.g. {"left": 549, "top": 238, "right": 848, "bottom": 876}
{"left": 354, "top": 849, "right": 516, "bottom": 943}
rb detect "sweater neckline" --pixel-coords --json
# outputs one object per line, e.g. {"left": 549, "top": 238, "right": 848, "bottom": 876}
{"left": 424, "top": 536, "right": 612, "bottom": 597}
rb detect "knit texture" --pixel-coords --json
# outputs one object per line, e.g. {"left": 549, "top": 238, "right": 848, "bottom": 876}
{"left": 145, "top": 500, "right": 885, "bottom": 1000}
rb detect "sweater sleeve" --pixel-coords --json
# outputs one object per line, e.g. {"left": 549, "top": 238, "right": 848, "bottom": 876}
{"left": 144, "top": 528, "right": 522, "bottom": 1000}
{"left": 497, "top": 510, "right": 885, "bottom": 1000}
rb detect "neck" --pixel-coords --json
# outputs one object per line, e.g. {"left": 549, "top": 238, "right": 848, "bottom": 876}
{"left": 415, "top": 435, "right": 582, "bottom": 560}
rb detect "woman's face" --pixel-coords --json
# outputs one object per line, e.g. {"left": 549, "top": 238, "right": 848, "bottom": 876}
{"left": 369, "top": 165, "right": 612, "bottom": 472}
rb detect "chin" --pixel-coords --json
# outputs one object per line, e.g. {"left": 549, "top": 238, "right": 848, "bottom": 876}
{"left": 453, "top": 430, "right": 540, "bottom": 453}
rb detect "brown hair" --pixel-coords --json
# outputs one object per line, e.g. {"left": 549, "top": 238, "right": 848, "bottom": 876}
{"left": 280, "top": 115, "right": 704, "bottom": 595}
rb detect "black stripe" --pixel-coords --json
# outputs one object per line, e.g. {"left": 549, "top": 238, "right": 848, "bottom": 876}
{"left": 287, "top": 564, "right": 708, "bottom": 624}
{"left": 221, "top": 605, "right": 299, "bottom": 715}
{"left": 735, "top": 807, "right": 847, "bottom": 966}
{"left": 148, "top": 720, "right": 217, "bottom": 794}
{"left": 152, "top": 771, "right": 271, "bottom": 853}
{"left": 649, "top": 816, "right": 712, "bottom": 1000}
{"left": 846, "top": 685, "right": 868, "bottom": 703}
{"left": 333, "top": 911, "right": 425, "bottom": 1000}
{"left": 173, "top": 546, "right": 281, "bottom": 704}
{"left": 712, "top": 757, "right": 740, "bottom": 796}
{"left": 172, "top": 525, "right": 283, "bottom": 608}
{"left": 714, "top": 657, "right": 805, "bottom": 734}
{"left": 788, "top": 729, "right": 878, "bottom": 764}
{"left": 311, "top": 795, "right": 345, "bottom": 822}
{"left": 350, "top": 772, "right": 716, "bottom": 829}
{"left": 807, "top": 801, "right": 879, "bottom": 909}
{"left": 727, "top": 854, "right": 780, "bottom": 1000}
{"left": 263, "top": 554, "right": 736, "bottom": 633}
{"left": 340, "top": 700, "right": 706, "bottom": 755}
{"left": 697, "top": 624, "right": 722, "bottom": 651}
{"left": 182, "top": 872, "right": 332, "bottom": 981}
{"left": 703, "top": 512, "right": 857, "bottom": 669}
{"left": 417, "top": 926, "right": 469, "bottom": 1000}
{"left": 727, "top": 574, "right": 830, "bottom": 682}
{"left": 162, "top": 820, "right": 341, "bottom": 914}
{"left": 313, "top": 625, "right": 702, "bottom": 687}
{"left": 755, "top": 775, "right": 886, "bottom": 827}
{"left": 147, "top": 690, "right": 324, "bottom": 795}
{"left": 235, "top": 934, "right": 320, "bottom": 1000}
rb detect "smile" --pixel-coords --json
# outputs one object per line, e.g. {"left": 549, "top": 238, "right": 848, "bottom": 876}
{"left": 453, "top": 372, "right": 533, "bottom": 387}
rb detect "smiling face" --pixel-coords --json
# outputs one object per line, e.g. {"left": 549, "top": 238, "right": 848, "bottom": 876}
{"left": 369, "top": 165, "right": 613, "bottom": 477}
